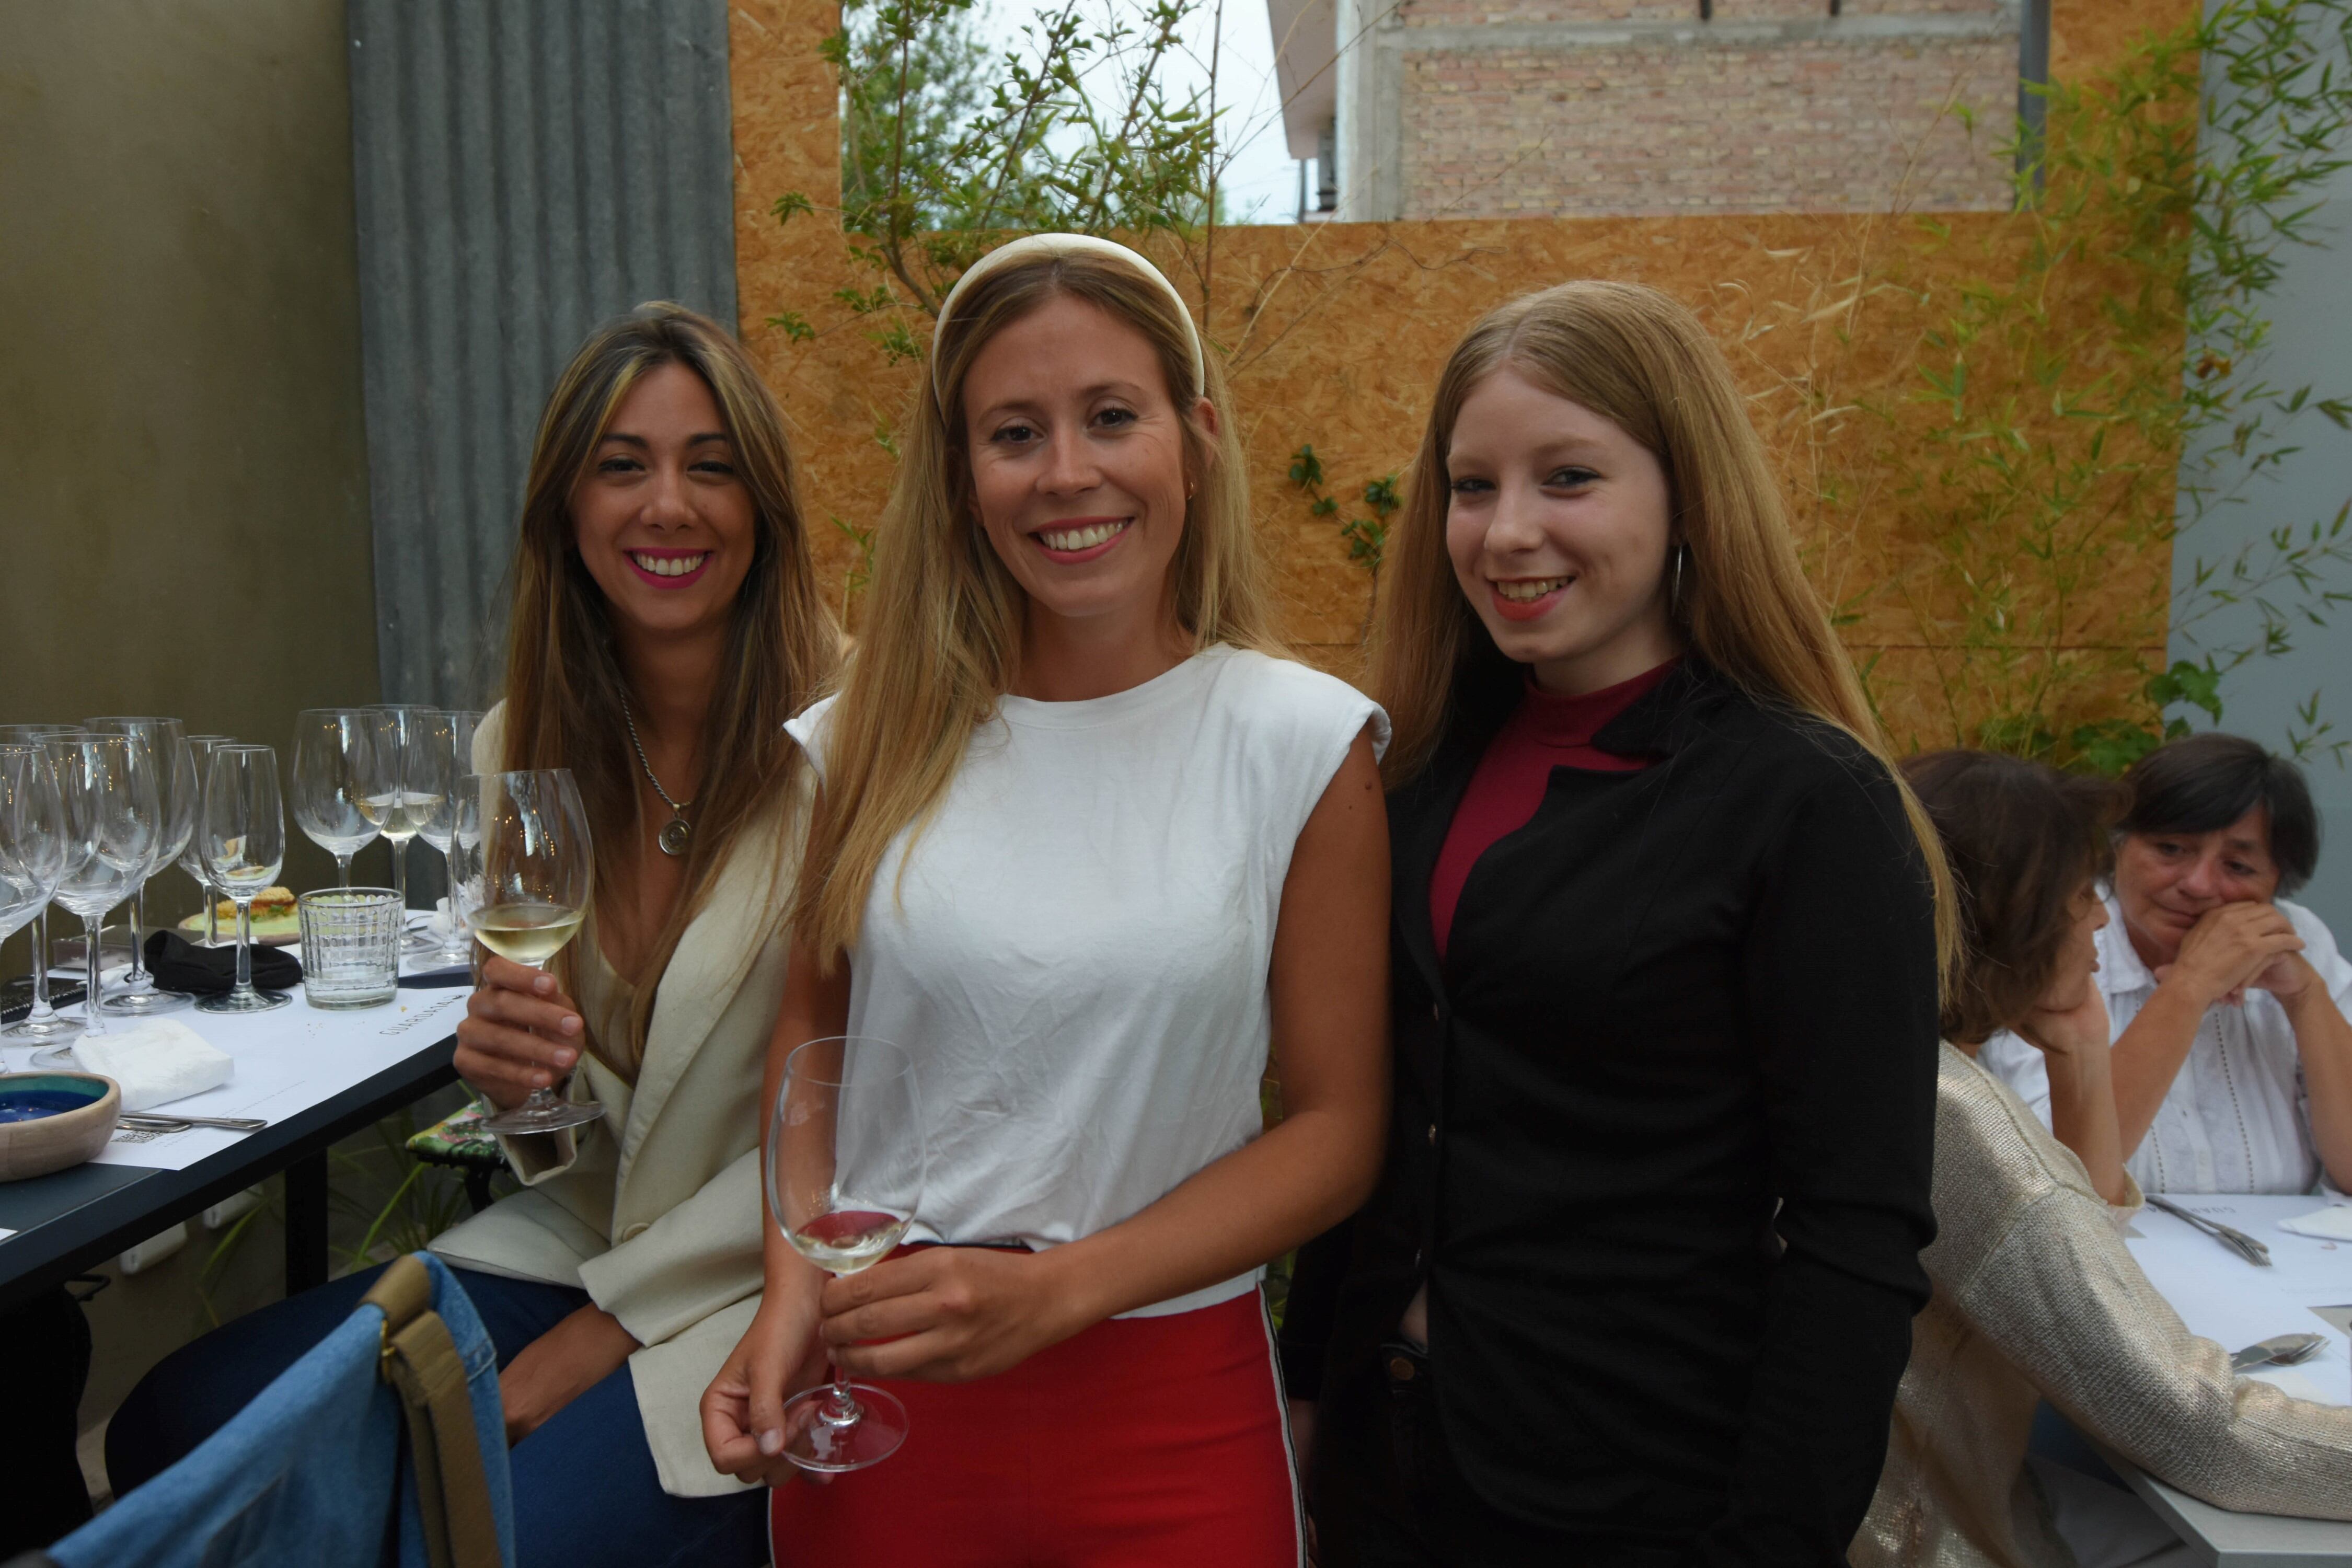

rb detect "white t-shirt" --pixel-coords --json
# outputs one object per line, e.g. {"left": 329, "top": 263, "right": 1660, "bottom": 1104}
{"left": 1979, "top": 891, "right": 2352, "bottom": 1194}
{"left": 785, "top": 645, "right": 1387, "bottom": 1317}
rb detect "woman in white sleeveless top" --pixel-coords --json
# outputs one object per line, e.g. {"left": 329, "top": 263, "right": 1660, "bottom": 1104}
{"left": 701, "top": 235, "right": 1391, "bottom": 1565}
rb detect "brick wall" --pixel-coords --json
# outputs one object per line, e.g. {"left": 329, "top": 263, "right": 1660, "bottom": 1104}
{"left": 1371, "top": 0, "right": 2020, "bottom": 218}
{"left": 1399, "top": 31, "right": 2018, "bottom": 217}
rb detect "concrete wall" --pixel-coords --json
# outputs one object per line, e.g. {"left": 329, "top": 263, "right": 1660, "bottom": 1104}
{"left": 0, "top": 0, "right": 383, "bottom": 933}
{"left": 2172, "top": 14, "right": 2352, "bottom": 938}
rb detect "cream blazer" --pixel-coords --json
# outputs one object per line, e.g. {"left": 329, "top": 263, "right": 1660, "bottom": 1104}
{"left": 431, "top": 704, "right": 798, "bottom": 1498}
{"left": 1851, "top": 1045, "right": 2352, "bottom": 1568}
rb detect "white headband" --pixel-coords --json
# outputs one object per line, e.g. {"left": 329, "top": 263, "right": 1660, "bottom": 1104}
{"left": 930, "top": 233, "right": 1206, "bottom": 402}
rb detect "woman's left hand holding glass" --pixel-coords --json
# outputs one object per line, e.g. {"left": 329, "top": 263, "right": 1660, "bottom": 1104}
{"left": 818, "top": 1246, "right": 1097, "bottom": 1384}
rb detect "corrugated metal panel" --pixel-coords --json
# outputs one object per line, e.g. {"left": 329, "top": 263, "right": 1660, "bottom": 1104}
{"left": 346, "top": 0, "right": 737, "bottom": 707}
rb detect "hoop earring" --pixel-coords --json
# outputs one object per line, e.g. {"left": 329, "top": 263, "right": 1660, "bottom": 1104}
{"left": 1670, "top": 544, "right": 1687, "bottom": 618}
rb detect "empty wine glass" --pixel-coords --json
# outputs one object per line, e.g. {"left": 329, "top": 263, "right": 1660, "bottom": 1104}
{"left": 416, "top": 710, "right": 485, "bottom": 966}
{"left": 0, "top": 726, "right": 86, "bottom": 1045}
{"left": 0, "top": 745, "right": 68, "bottom": 1059}
{"left": 768, "top": 1035, "right": 927, "bottom": 1471}
{"left": 178, "top": 735, "right": 234, "bottom": 945}
{"left": 291, "top": 709, "right": 380, "bottom": 887}
{"left": 41, "top": 735, "right": 162, "bottom": 1061}
{"left": 198, "top": 744, "right": 291, "bottom": 1014}
{"left": 469, "top": 769, "right": 600, "bottom": 1135}
{"left": 362, "top": 705, "right": 441, "bottom": 953}
{"left": 85, "top": 718, "right": 194, "bottom": 1016}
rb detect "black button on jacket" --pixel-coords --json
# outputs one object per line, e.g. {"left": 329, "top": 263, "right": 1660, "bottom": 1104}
{"left": 1283, "top": 660, "right": 1940, "bottom": 1565}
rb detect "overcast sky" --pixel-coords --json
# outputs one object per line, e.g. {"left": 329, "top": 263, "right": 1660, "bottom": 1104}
{"left": 975, "top": 0, "right": 1305, "bottom": 225}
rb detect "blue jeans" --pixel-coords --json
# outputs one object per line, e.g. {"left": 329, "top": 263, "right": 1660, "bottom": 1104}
{"left": 108, "top": 1263, "right": 768, "bottom": 1568}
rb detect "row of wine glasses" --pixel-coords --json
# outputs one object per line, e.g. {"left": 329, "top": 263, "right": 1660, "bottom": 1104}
{"left": 292, "top": 705, "right": 459, "bottom": 955}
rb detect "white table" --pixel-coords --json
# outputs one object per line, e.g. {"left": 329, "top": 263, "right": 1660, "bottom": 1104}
{"left": 2108, "top": 1194, "right": 2352, "bottom": 1566}
{"left": 0, "top": 967, "right": 472, "bottom": 1306}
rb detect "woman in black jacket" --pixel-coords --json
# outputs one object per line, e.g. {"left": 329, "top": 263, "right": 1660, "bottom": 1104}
{"left": 1282, "top": 281, "right": 1954, "bottom": 1566}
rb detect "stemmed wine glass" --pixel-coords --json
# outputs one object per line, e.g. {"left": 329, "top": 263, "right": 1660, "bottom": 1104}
{"left": 467, "top": 769, "right": 601, "bottom": 1135}
{"left": 198, "top": 744, "right": 292, "bottom": 1014}
{"left": 416, "top": 710, "right": 485, "bottom": 967}
{"left": 38, "top": 735, "right": 162, "bottom": 1064}
{"left": 177, "top": 736, "right": 234, "bottom": 945}
{"left": 767, "top": 1035, "right": 928, "bottom": 1472}
{"left": 362, "top": 705, "right": 441, "bottom": 953}
{"left": 0, "top": 725, "right": 86, "bottom": 1045}
{"left": 291, "top": 709, "right": 380, "bottom": 887}
{"left": 0, "top": 745, "right": 68, "bottom": 1055}
{"left": 85, "top": 718, "right": 194, "bottom": 1016}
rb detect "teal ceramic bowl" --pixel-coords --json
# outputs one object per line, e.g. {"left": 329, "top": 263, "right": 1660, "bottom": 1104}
{"left": 0, "top": 1071, "right": 120, "bottom": 1181}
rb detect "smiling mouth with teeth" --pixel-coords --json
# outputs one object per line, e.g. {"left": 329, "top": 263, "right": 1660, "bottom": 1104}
{"left": 1036, "top": 520, "right": 1129, "bottom": 552}
{"left": 630, "top": 551, "right": 709, "bottom": 578}
{"left": 1494, "top": 575, "right": 1571, "bottom": 602}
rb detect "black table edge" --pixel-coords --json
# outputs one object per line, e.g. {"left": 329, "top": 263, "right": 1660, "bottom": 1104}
{"left": 0, "top": 1034, "right": 459, "bottom": 1312}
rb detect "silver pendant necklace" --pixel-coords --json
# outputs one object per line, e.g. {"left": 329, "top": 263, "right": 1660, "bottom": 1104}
{"left": 620, "top": 697, "right": 694, "bottom": 857}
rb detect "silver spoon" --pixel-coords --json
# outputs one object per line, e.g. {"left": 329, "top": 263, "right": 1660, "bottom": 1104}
{"left": 2230, "top": 1332, "right": 2327, "bottom": 1372}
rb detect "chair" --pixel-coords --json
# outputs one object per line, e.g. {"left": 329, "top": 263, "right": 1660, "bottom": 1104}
{"left": 407, "top": 1105, "right": 508, "bottom": 1216}
{"left": 14, "top": 1252, "right": 514, "bottom": 1568}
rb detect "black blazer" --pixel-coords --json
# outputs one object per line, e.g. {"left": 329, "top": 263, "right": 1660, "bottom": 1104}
{"left": 1283, "top": 660, "right": 1940, "bottom": 1564}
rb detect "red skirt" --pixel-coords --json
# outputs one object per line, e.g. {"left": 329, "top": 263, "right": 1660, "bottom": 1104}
{"left": 768, "top": 1286, "right": 1303, "bottom": 1567}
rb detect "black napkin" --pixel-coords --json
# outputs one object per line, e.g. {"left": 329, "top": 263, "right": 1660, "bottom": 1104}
{"left": 145, "top": 930, "right": 303, "bottom": 995}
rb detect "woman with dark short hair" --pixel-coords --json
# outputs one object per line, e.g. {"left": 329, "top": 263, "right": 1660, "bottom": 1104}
{"left": 1854, "top": 748, "right": 2352, "bottom": 1568}
{"left": 1980, "top": 732, "right": 2352, "bottom": 1193}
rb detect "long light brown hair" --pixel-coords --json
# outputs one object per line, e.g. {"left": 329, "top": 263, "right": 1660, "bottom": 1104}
{"left": 792, "top": 248, "right": 1281, "bottom": 967}
{"left": 499, "top": 302, "right": 837, "bottom": 1074}
{"left": 1370, "top": 279, "right": 1957, "bottom": 973}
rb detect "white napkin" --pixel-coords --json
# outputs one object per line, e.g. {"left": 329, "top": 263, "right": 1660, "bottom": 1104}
{"left": 73, "top": 1018, "right": 234, "bottom": 1112}
{"left": 2277, "top": 1206, "right": 2352, "bottom": 1242}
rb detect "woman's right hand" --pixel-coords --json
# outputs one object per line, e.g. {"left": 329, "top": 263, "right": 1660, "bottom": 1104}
{"left": 453, "top": 954, "right": 587, "bottom": 1111}
{"left": 701, "top": 1289, "right": 829, "bottom": 1487}
{"left": 2163, "top": 902, "right": 2305, "bottom": 1009}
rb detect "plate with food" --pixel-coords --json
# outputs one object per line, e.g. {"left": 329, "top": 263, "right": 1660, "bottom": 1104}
{"left": 177, "top": 886, "right": 301, "bottom": 946}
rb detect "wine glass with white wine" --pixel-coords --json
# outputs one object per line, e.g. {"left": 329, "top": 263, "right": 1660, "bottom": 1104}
{"left": 767, "top": 1034, "right": 927, "bottom": 1472}
{"left": 468, "top": 769, "right": 601, "bottom": 1136}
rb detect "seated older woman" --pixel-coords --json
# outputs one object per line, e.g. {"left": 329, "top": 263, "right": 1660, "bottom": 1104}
{"left": 1853, "top": 750, "right": 2352, "bottom": 1568}
{"left": 1981, "top": 733, "right": 2352, "bottom": 1193}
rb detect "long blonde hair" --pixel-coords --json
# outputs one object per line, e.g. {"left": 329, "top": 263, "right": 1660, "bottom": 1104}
{"left": 793, "top": 247, "right": 1281, "bottom": 966}
{"left": 1370, "top": 280, "right": 1957, "bottom": 974}
{"left": 500, "top": 302, "right": 838, "bottom": 1074}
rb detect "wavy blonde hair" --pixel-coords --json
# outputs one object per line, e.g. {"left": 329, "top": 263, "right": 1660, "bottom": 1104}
{"left": 793, "top": 248, "right": 1281, "bottom": 966}
{"left": 499, "top": 303, "right": 838, "bottom": 1075}
{"left": 1370, "top": 279, "right": 1957, "bottom": 975}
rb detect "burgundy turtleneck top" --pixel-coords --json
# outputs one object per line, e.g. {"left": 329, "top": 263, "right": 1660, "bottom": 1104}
{"left": 1428, "top": 659, "right": 1677, "bottom": 961}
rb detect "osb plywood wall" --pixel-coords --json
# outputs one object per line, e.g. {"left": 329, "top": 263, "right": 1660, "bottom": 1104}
{"left": 726, "top": 0, "right": 2191, "bottom": 746}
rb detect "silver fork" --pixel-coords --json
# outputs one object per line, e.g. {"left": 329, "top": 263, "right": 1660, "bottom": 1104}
{"left": 2148, "top": 1196, "right": 2273, "bottom": 1266}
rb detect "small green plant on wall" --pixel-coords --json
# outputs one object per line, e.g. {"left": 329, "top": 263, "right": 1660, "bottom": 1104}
{"left": 1291, "top": 444, "right": 1400, "bottom": 637}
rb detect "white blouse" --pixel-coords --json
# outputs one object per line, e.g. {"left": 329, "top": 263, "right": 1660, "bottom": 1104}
{"left": 1980, "top": 892, "right": 2352, "bottom": 1194}
{"left": 785, "top": 645, "right": 1386, "bottom": 1317}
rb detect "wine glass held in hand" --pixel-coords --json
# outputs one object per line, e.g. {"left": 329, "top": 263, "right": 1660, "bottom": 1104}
{"left": 291, "top": 709, "right": 381, "bottom": 889}
{"left": 768, "top": 1035, "right": 927, "bottom": 1472}
{"left": 198, "top": 744, "right": 292, "bottom": 1014}
{"left": 469, "top": 769, "right": 602, "bottom": 1136}
{"left": 362, "top": 705, "right": 444, "bottom": 953}
{"left": 84, "top": 718, "right": 194, "bottom": 1016}
{"left": 42, "top": 735, "right": 163, "bottom": 1058}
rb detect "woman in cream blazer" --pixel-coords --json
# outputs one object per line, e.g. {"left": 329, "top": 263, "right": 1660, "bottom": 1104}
{"left": 109, "top": 305, "right": 835, "bottom": 1568}
{"left": 428, "top": 701, "right": 799, "bottom": 1500}
{"left": 1859, "top": 752, "right": 2352, "bottom": 1568}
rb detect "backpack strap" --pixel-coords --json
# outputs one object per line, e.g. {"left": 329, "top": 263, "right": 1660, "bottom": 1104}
{"left": 362, "top": 1256, "right": 501, "bottom": 1568}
